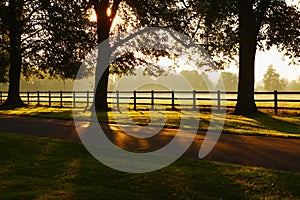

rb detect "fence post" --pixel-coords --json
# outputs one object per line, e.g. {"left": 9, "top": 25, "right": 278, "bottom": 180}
{"left": 86, "top": 90, "right": 89, "bottom": 108}
{"left": 217, "top": 90, "right": 221, "bottom": 110}
{"left": 133, "top": 90, "right": 137, "bottom": 111}
{"left": 151, "top": 90, "right": 154, "bottom": 110}
{"left": 60, "top": 91, "right": 63, "bottom": 107}
{"left": 37, "top": 91, "right": 40, "bottom": 106}
{"left": 73, "top": 90, "right": 76, "bottom": 108}
{"left": 116, "top": 90, "right": 120, "bottom": 111}
{"left": 172, "top": 90, "right": 175, "bottom": 110}
{"left": 49, "top": 91, "right": 51, "bottom": 107}
{"left": 27, "top": 91, "right": 30, "bottom": 105}
{"left": 274, "top": 90, "right": 278, "bottom": 114}
{"left": 193, "top": 90, "right": 196, "bottom": 110}
{"left": 0, "top": 91, "right": 2, "bottom": 104}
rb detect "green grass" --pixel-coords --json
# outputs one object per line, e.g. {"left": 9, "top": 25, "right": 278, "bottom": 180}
{"left": 0, "top": 106, "right": 73, "bottom": 120}
{"left": 1, "top": 106, "right": 299, "bottom": 138}
{"left": 0, "top": 131, "right": 300, "bottom": 199}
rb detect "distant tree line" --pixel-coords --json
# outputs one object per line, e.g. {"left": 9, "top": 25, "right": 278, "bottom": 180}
{"left": 261, "top": 65, "right": 300, "bottom": 91}
{"left": 1, "top": 66, "right": 299, "bottom": 92}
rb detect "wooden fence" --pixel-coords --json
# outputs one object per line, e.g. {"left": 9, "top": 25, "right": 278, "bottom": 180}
{"left": 0, "top": 90, "right": 299, "bottom": 113}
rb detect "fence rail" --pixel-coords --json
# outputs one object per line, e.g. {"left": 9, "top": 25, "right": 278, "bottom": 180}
{"left": 0, "top": 90, "right": 299, "bottom": 113}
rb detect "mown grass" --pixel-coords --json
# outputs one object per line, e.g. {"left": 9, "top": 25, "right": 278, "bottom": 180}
{"left": 0, "top": 131, "right": 299, "bottom": 199}
{"left": 1, "top": 106, "right": 299, "bottom": 138}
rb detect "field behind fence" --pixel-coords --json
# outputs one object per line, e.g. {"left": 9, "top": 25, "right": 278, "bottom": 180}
{"left": 0, "top": 90, "right": 300, "bottom": 113}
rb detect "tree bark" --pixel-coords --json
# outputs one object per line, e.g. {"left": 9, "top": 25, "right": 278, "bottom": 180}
{"left": 3, "top": 0, "right": 24, "bottom": 108}
{"left": 94, "top": 1, "right": 110, "bottom": 112}
{"left": 93, "top": 0, "right": 120, "bottom": 112}
{"left": 234, "top": 0, "right": 259, "bottom": 115}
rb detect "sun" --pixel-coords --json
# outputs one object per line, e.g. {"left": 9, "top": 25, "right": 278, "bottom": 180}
{"left": 88, "top": 8, "right": 121, "bottom": 31}
{"left": 88, "top": 8, "right": 116, "bottom": 22}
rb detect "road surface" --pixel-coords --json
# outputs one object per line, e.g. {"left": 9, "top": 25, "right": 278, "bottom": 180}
{"left": 0, "top": 114, "right": 299, "bottom": 172}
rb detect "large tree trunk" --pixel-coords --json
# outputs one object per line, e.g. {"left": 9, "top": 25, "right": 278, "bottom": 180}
{"left": 3, "top": 0, "right": 24, "bottom": 108}
{"left": 234, "top": 0, "right": 259, "bottom": 115}
{"left": 93, "top": 0, "right": 120, "bottom": 113}
{"left": 94, "top": 8, "right": 110, "bottom": 112}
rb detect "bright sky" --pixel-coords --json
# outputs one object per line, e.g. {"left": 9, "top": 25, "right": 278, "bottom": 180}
{"left": 224, "top": 47, "right": 300, "bottom": 82}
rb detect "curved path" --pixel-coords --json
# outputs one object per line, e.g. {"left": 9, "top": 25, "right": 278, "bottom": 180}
{"left": 0, "top": 114, "right": 299, "bottom": 172}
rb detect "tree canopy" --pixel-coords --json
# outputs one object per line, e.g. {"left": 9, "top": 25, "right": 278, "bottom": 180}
{"left": 1, "top": 0, "right": 299, "bottom": 114}
{"left": 0, "top": 0, "right": 96, "bottom": 106}
{"left": 127, "top": 0, "right": 299, "bottom": 114}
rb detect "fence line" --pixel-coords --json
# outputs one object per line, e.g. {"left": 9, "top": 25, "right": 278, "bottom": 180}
{"left": 0, "top": 90, "right": 300, "bottom": 113}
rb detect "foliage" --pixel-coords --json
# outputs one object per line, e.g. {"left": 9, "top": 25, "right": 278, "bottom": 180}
{"left": 180, "top": 70, "right": 213, "bottom": 90}
{"left": 216, "top": 72, "right": 238, "bottom": 91}
{"left": 0, "top": 2, "right": 9, "bottom": 83}
{"left": 126, "top": 0, "right": 299, "bottom": 114}
{"left": 263, "top": 65, "right": 287, "bottom": 91}
{"left": 288, "top": 77, "right": 300, "bottom": 91}
{"left": 0, "top": 0, "right": 96, "bottom": 81}
{"left": 128, "top": 0, "right": 299, "bottom": 67}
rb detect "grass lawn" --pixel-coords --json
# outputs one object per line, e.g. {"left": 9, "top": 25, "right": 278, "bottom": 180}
{"left": 1, "top": 106, "right": 299, "bottom": 138}
{"left": 0, "top": 131, "right": 300, "bottom": 199}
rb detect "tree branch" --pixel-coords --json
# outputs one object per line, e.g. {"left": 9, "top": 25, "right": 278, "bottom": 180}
{"left": 21, "top": 28, "right": 45, "bottom": 42}
{"left": 180, "top": 0, "right": 189, "bottom": 9}
{"left": 110, "top": 0, "right": 121, "bottom": 25}
{"left": 191, "top": 17, "right": 203, "bottom": 39}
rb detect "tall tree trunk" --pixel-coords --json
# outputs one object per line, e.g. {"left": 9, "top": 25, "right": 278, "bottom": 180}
{"left": 234, "top": 0, "right": 259, "bottom": 115}
{"left": 93, "top": 0, "right": 120, "bottom": 113}
{"left": 4, "top": 0, "right": 24, "bottom": 107}
{"left": 94, "top": 2, "right": 110, "bottom": 112}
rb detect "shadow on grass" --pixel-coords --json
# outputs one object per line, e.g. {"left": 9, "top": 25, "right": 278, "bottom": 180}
{"left": 0, "top": 103, "right": 29, "bottom": 110}
{"left": 248, "top": 112, "right": 300, "bottom": 135}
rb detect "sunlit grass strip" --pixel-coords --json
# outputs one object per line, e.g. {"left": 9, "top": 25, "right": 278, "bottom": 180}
{"left": 1, "top": 106, "right": 299, "bottom": 138}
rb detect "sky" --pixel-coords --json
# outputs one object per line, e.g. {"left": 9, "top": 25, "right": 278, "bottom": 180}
{"left": 224, "top": 47, "right": 300, "bottom": 82}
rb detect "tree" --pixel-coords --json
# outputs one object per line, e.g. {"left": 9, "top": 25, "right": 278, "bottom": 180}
{"left": 216, "top": 72, "right": 238, "bottom": 91}
{"left": 288, "top": 77, "right": 300, "bottom": 91}
{"left": 128, "top": 0, "right": 299, "bottom": 115}
{"left": 90, "top": 0, "right": 121, "bottom": 111}
{"left": 91, "top": 0, "right": 174, "bottom": 111}
{"left": 180, "top": 70, "right": 213, "bottom": 90}
{"left": 263, "top": 65, "right": 287, "bottom": 91}
{"left": 0, "top": 0, "right": 95, "bottom": 107}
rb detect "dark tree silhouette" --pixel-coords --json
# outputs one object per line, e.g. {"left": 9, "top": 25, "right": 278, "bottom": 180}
{"left": 0, "top": 0, "right": 95, "bottom": 107}
{"left": 90, "top": 0, "right": 121, "bottom": 111}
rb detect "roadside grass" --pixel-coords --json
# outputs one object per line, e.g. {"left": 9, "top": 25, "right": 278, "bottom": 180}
{"left": 1, "top": 105, "right": 299, "bottom": 138}
{"left": 0, "top": 131, "right": 299, "bottom": 199}
{"left": 0, "top": 106, "right": 73, "bottom": 120}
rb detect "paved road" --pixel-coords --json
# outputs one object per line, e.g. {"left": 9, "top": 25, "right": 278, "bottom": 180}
{"left": 0, "top": 114, "right": 299, "bottom": 172}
